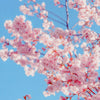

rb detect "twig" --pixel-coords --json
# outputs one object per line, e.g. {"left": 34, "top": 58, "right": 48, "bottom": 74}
{"left": 47, "top": 10, "right": 66, "bottom": 22}
{"left": 47, "top": 16, "right": 66, "bottom": 27}
{"left": 71, "top": 22, "right": 79, "bottom": 29}
{"left": 33, "top": 1, "right": 66, "bottom": 23}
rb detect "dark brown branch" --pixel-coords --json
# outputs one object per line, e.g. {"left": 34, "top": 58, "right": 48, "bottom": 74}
{"left": 65, "top": 0, "right": 69, "bottom": 29}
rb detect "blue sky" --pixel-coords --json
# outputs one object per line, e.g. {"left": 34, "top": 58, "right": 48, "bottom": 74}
{"left": 0, "top": 0, "right": 100, "bottom": 100}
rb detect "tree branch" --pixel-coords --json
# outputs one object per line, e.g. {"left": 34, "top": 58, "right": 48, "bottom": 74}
{"left": 65, "top": 0, "right": 69, "bottom": 30}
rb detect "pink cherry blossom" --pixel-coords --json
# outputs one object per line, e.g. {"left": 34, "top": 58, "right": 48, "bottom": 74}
{"left": 59, "top": 96, "right": 66, "bottom": 100}
{"left": 20, "top": 5, "right": 32, "bottom": 15}
{"left": 0, "top": 48, "right": 8, "bottom": 61}
{"left": 94, "top": 0, "right": 100, "bottom": 7}
{"left": 50, "top": 28, "right": 67, "bottom": 39}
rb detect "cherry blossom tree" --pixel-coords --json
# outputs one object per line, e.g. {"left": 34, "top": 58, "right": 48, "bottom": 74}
{"left": 0, "top": 0, "right": 100, "bottom": 100}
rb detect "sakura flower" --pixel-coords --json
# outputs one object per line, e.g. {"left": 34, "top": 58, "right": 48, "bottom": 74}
{"left": 63, "top": 44, "right": 74, "bottom": 56}
{"left": 4, "top": 20, "right": 13, "bottom": 33}
{"left": 20, "top": 5, "right": 31, "bottom": 15}
{"left": 32, "top": 0, "right": 36, "bottom": 2}
{"left": 50, "top": 28, "right": 67, "bottom": 39}
{"left": 81, "top": 42, "right": 87, "bottom": 48}
{"left": 40, "top": 56, "right": 58, "bottom": 72}
{"left": 61, "top": 86, "right": 69, "bottom": 96}
{"left": 70, "top": 86, "right": 79, "bottom": 94}
{"left": 94, "top": 13, "right": 100, "bottom": 25}
{"left": 12, "top": 15, "right": 33, "bottom": 35}
{"left": 0, "top": 49, "right": 8, "bottom": 61}
{"left": 41, "top": 2, "right": 45, "bottom": 9}
{"left": 43, "top": 91, "right": 50, "bottom": 97}
{"left": 42, "top": 21, "right": 50, "bottom": 30}
{"left": 16, "top": 56, "right": 29, "bottom": 67}
{"left": 94, "top": 0, "right": 100, "bottom": 7}
{"left": 24, "top": 66, "right": 36, "bottom": 76}
{"left": 46, "top": 85, "right": 56, "bottom": 93}
{"left": 34, "top": 4, "right": 39, "bottom": 10}
{"left": 59, "top": 96, "right": 66, "bottom": 100}
{"left": 25, "top": 94, "right": 31, "bottom": 99}
{"left": 78, "top": 20, "right": 85, "bottom": 26}
{"left": 91, "top": 92, "right": 100, "bottom": 100}
{"left": 81, "top": 28, "right": 97, "bottom": 43}
{"left": 0, "top": 36, "right": 5, "bottom": 43}
{"left": 39, "top": 33, "right": 53, "bottom": 45}
{"left": 69, "top": 1, "right": 74, "bottom": 9}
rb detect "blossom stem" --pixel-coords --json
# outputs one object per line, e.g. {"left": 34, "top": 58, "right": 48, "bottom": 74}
{"left": 88, "top": 88, "right": 96, "bottom": 94}
{"left": 87, "top": 91, "right": 92, "bottom": 96}
{"left": 94, "top": 87, "right": 99, "bottom": 92}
